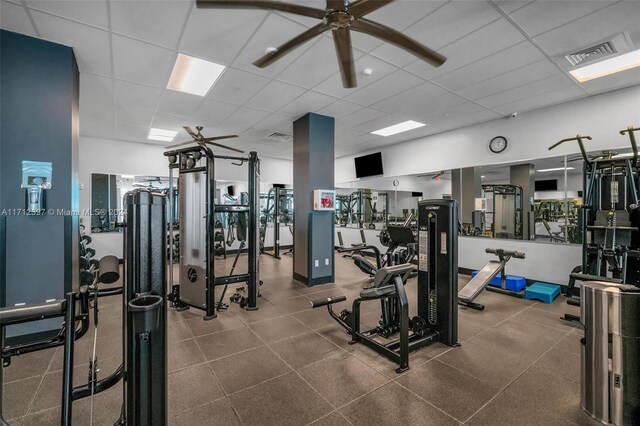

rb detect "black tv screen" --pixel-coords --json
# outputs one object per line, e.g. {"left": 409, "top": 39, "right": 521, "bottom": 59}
{"left": 535, "top": 179, "right": 557, "bottom": 191}
{"left": 354, "top": 152, "right": 383, "bottom": 178}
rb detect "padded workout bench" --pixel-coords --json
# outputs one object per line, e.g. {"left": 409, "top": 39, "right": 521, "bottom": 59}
{"left": 458, "top": 248, "right": 525, "bottom": 311}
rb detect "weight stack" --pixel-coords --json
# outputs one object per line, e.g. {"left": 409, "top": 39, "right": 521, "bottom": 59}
{"left": 123, "top": 189, "right": 167, "bottom": 426}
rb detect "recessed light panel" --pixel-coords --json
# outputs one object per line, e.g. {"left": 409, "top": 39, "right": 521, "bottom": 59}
{"left": 371, "top": 120, "right": 426, "bottom": 137}
{"left": 569, "top": 49, "right": 640, "bottom": 83}
{"left": 148, "top": 128, "right": 178, "bottom": 142}
{"left": 537, "top": 167, "right": 575, "bottom": 173}
{"left": 167, "top": 53, "right": 226, "bottom": 96}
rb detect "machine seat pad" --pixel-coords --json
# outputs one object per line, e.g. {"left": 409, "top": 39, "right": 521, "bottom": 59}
{"left": 360, "top": 285, "right": 396, "bottom": 299}
{"left": 372, "top": 263, "right": 415, "bottom": 288}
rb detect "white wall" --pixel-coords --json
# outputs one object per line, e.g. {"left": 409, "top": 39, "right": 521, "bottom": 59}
{"left": 79, "top": 136, "right": 293, "bottom": 257}
{"left": 335, "top": 85, "right": 640, "bottom": 182}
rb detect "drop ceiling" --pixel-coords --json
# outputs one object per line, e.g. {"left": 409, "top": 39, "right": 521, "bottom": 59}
{"left": 1, "top": 0, "right": 639, "bottom": 160}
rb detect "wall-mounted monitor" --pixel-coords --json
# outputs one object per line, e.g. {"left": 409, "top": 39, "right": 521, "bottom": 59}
{"left": 535, "top": 179, "right": 558, "bottom": 191}
{"left": 354, "top": 152, "right": 383, "bottom": 178}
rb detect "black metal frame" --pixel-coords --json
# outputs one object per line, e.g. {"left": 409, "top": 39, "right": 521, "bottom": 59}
{"left": 165, "top": 147, "right": 260, "bottom": 319}
{"left": 260, "top": 187, "right": 294, "bottom": 259}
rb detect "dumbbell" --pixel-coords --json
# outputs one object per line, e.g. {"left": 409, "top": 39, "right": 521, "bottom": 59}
{"left": 214, "top": 245, "right": 225, "bottom": 256}
{"left": 214, "top": 231, "right": 225, "bottom": 242}
{"left": 81, "top": 234, "right": 92, "bottom": 245}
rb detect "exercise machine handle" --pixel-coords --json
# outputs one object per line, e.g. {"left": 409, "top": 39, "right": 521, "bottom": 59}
{"left": 548, "top": 134, "right": 592, "bottom": 165}
{"left": 620, "top": 126, "right": 639, "bottom": 166}
{"left": 309, "top": 295, "right": 347, "bottom": 308}
{"left": 0, "top": 300, "right": 66, "bottom": 326}
{"left": 485, "top": 248, "right": 525, "bottom": 259}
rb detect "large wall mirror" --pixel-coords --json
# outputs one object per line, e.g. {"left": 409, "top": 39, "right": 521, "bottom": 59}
{"left": 90, "top": 174, "right": 175, "bottom": 233}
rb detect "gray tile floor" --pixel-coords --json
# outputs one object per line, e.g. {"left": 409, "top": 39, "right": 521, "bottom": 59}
{"left": 3, "top": 253, "right": 600, "bottom": 425}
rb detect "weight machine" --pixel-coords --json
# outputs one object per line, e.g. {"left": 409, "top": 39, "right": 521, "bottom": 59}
{"left": 164, "top": 147, "right": 260, "bottom": 320}
{"left": 311, "top": 200, "right": 458, "bottom": 373}
{"left": 259, "top": 187, "right": 294, "bottom": 259}
{"left": 548, "top": 126, "right": 640, "bottom": 321}
{"left": 482, "top": 184, "right": 524, "bottom": 239}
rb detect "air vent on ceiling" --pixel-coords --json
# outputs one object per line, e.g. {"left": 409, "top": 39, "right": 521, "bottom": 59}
{"left": 565, "top": 41, "right": 617, "bottom": 67}
{"left": 266, "top": 132, "right": 292, "bottom": 142}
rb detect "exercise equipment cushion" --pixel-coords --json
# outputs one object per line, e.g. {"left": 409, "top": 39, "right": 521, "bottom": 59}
{"left": 471, "top": 271, "right": 527, "bottom": 293}
{"left": 524, "top": 282, "right": 561, "bottom": 304}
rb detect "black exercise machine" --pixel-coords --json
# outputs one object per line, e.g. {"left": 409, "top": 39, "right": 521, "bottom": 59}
{"left": 311, "top": 199, "right": 458, "bottom": 373}
{"left": 0, "top": 189, "right": 167, "bottom": 425}
{"left": 458, "top": 248, "right": 526, "bottom": 311}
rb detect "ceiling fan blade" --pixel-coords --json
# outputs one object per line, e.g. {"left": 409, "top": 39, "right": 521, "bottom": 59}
{"left": 332, "top": 27, "right": 357, "bottom": 88}
{"left": 253, "top": 23, "right": 328, "bottom": 68}
{"left": 348, "top": 0, "right": 394, "bottom": 17}
{"left": 183, "top": 126, "right": 198, "bottom": 139}
{"left": 201, "top": 135, "right": 239, "bottom": 142}
{"left": 165, "top": 140, "right": 199, "bottom": 149}
{"left": 196, "top": 0, "right": 326, "bottom": 19}
{"left": 351, "top": 18, "right": 446, "bottom": 67}
{"left": 203, "top": 141, "right": 245, "bottom": 153}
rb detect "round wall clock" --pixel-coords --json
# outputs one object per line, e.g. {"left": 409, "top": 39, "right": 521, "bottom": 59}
{"left": 489, "top": 136, "right": 508, "bottom": 153}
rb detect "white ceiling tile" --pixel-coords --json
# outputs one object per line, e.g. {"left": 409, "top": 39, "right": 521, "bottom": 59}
{"left": 368, "top": 42, "right": 419, "bottom": 69}
{"left": 353, "top": 113, "right": 410, "bottom": 134}
{"left": 181, "top": 7, "right": 267, "bottom": 66}
{"left": 115, "top": 105, "right": 154, "bottom": 127}
{"left": 208, "top": 67, "right": 270, "bottom": 105}
{"left": 79, "top": 101, "right": 115, "bottom": 138}
{"left": 116, "top": 123, "right": 150, "bottom": 143}
{"left": 492, "top": 84, "right": 586, "bottom": 115}
{"left": 223, "top": 106, "right": 271, "bottom": 133}
{"left": 1, "top": 1, "right": 38, "bottom": 36}
{"left": 433, "top": 41, "right": 545, "bottom": 91}
{"left": 25, "top": 0, "right": 109, "bottom": 29}
{"left": 276, "top": 36, "right": 356, "bottom": 89}
{"left": 151, "top": 112, "right": 190, "bottom": 133}
{"left": 277, "top": 90, "right": 336, "bottom": 116}
{"left": 316, "top": 100, "right": 363, "bottom": 118}
{"left": 312, "top": 53, "right": 398, "bottom": 97}
{"left": 493, "top": 0, "right": 534, "bottom": 15}
{"left": 407, "top": 18, "right": 527, "bottom": 81}
{"left": 190, "top": 99, "right": 240, "bottom": 127}
{"left": 30, "top": 9, "right": 112, "bottom": 75}
{"left": 365, "top": 0, "right": 449, "bottom": 31}
{"left": 114, "top": 80, "right": 162, "bottom": 110}
{"left": 80, "top": 72, "right": 113, "bottom": 105}
{"left": 232, "top": 12, "right": 316, "bottom": 78}
{"left": 251, "top": 113, "right": 293, "bottom": 133}
{"left": 110, "top": 0, "right": 191, "bottom": 49}
{"left": 157, "top": 90, "right": 205, "bottom": 117}
{"left": 404, "top": 1, "right": 503, "bottom": 51}
{"left": 533, "top": 2, "right": 640, "bottom": 57}
{"left": 476, "top": 73, "right": 578, "bottom": 109}
{"left": 455, "top": 59, "right": 561, "bottom": 100}
{"left": 245, "top": 80, "right": 306, "bottom": 111}
{"left": 344, "top": 69, "right": 424, "bottom": 106}
{"left": 372, "top": 81, "right": 466, "bottom": 117}
{"left": 336, "top": 108, "right": 387, "bottom": 128}
{"left": 112, "top": 34, "right": 175, "bottom": 87}
{"left": 509, "top": 0, "right": 614, "bottom": 37}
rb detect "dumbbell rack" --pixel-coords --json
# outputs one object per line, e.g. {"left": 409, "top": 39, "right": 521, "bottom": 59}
{"left": 213, "top": 219, "right": 227, "bottom": 259}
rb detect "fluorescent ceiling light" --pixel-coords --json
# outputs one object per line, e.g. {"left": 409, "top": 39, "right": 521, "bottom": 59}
{"left": 167, "top": 53, "right": 225, "bottom": 96}
{"left": 569, "top": 49, "right": 640, "bottom": 83}
{"left": 537, "top": 167, "right": 575, "bottom": 173}
{"left": 612, "top": 152, "right": 634, "bottom": 159}
{"left": 371, "top": 120, "right": 426, "bottom": 137}
{"left": 121, "top": 175, "right": 135, "bottom": 179}
{"left": 148, "top": 128, "right": 178, "bottom": 142}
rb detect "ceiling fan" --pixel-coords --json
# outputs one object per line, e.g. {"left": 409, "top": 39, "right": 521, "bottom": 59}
{"left": 166, "top": 126, "right": 243, "bottom": 153}
{"left": 418, "top": 170, "right": 447, "bottom": 180}
{"left": 196, "top": 0, "right": 446, "bottom": 88}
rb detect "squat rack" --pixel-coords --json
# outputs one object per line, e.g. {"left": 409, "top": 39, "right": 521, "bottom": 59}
{"left": 165, "top": 146, "right": 260, "bottom": 319}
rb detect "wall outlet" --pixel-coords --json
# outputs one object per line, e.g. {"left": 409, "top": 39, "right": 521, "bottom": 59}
{"left": 314, "top": 260, "right": 319, "bottom": 267}
{"left": 324, "top": 258, "right": 329, "bottom": 266}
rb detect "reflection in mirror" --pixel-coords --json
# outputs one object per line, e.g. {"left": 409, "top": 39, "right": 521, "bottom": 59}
{"left": 90, "top": 174, "right": 175, "bottom": 233}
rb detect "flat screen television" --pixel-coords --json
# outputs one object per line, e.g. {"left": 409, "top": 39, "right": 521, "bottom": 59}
{"left": 535, "top": 179, "right": 557, "bottom": 191}
{"left": 354, "top": 152, "right": 383, "bottom": 178}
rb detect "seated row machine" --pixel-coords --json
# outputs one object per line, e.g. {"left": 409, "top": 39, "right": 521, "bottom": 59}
{"left": 312, "top": 200, "right": 459, "bottom": 373}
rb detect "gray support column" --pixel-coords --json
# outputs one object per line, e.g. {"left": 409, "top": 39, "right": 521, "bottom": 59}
{"left": 451, "top": 167, "right": 482, "bottom": 223}
{"left": 0, "top": 30, "right": 79, "bottom": 340}
{"left": 293, "top": 113, "right": 335, "bottom": 286}
{"left": 510, "top": 163, "right": 535, "bottom": 240}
